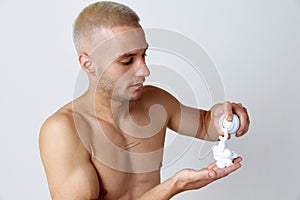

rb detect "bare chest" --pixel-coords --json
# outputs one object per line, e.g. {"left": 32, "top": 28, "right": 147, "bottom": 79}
{"left": 73, "top": 102, "right": 167, "bottom": 199}
{"left": 92, "top": 120, "right": 165, "bottom": 199}
{"left": 87, "top": 119, "right": 166, "bottom": 172}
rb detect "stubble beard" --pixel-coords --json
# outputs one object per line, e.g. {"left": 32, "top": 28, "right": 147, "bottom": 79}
{"left": 97, "top": 75, "right": 141, "bottom": 103}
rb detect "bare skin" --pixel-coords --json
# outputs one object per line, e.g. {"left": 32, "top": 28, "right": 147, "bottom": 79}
{"left": 39, "top": 25, "right": 250, "bottom": 200}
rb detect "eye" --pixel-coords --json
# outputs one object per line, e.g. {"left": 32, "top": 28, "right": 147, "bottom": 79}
{"left": 121, "top": 57, "right": 133, "bottom": 65}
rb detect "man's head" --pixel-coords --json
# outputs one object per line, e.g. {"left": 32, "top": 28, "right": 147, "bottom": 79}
{"left": 73, "top": 1, "right": 150, "bottom": 101}
{"left": 73, "top": 1, "right": 140, "bottom": 54}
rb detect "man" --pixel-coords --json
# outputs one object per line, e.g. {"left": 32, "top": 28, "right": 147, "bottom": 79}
{"left": 39, "top": 1, "right": 250, "bottom": 200}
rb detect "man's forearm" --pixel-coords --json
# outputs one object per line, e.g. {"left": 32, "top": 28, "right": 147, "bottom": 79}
{"left": 137, "top": 176, "right": 180, "bottom": 200}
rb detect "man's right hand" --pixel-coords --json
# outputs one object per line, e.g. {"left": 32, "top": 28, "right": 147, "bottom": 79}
{"left": 137, "top": 157, "right": 242, "bottom": 200}
{"left": 173, "top": 157, "right": 242, "bottom": 193}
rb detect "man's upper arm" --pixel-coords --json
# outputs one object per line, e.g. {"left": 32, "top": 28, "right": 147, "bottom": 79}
{"left": 39, "top": 114, "right": 100, "bottom": 200}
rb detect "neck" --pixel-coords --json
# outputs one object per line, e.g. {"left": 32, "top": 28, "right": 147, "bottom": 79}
{"left": 83, "top": 87, "right": 131, "bottom": 124}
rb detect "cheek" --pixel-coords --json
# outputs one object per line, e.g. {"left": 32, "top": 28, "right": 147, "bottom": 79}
{"left": 99, "top": 66, "right": 122, "bottom": 81}
{"left": 104, "top": 65, "right": 135, "bottom": 83}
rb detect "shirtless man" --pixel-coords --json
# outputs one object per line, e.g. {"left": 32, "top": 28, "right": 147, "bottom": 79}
{"left": 39, "top": 2, "right": 250, "bottom": 200}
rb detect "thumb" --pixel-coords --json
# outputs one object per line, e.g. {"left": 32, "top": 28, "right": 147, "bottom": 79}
{"left": 192, "top": 169, "right": 216, "bottom": 181}
{"left": 224, "top": 101, "right": 233, "bottom": 121}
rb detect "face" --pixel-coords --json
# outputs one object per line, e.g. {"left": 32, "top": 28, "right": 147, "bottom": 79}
{"left": 90, "top": 26, "right": 150, "bottom": 101}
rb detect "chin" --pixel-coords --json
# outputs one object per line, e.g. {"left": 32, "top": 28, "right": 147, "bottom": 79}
{"left": 113, "top": 93, "right": 142, "bottom": 102}
{"left": 113, "top": 88, "right": 143, "bottom": 102}
{"left": 130, "top": 95, "right": 142, "bottom": 101}
{"left": 129, "top": 91, "right": 143, "bottom": 101}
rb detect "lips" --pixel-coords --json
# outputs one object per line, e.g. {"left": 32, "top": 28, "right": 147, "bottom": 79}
{"left": 131, "top": 82, "right": 143, "bottom": 88}
{"left": 130, "top": 81, "right": 144, "bottom": 90}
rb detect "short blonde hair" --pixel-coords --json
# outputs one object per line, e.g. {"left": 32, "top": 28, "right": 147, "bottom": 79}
{"left": 73, "top": 1, "right": 140, "bottom": 54}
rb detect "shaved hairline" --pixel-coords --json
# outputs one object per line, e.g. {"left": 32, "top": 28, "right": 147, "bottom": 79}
{"left": 73, "top": 1, "right": 140, "bottom": 55}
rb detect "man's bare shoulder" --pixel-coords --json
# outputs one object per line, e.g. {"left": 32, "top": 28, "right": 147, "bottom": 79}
{"left": 143, "top": 85, "right": 174, "bottom": 97}
{"left": 41, "top": 102, "right": 73, "bottom": 130}
{"left": 143, "top": 85, "right": 179, "bottom": 105}
{"left": 39, "top": 102, "right": 80, "bottom": 150}
{"left": 39, "top": 102, "right": 100, "bottom": 200}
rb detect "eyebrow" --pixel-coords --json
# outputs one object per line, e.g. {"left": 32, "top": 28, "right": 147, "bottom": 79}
{"left": 117, "top": 44, "right": 149, "bottom": 60}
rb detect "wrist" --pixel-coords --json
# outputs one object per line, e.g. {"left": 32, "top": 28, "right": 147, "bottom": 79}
{"left": 204, "top": 110, "right": 219, "bottom": 141}
{"left": 171, "top": 172, "right": 185, "bottom": 194}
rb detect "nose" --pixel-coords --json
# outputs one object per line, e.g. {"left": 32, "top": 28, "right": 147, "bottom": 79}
{"left": 135, "top": 63, "right": 150, "bottom": 77}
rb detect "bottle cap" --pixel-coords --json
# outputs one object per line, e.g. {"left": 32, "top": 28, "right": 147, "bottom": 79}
{"left": 219, "top": 114, "right": 240, "bottom": 134}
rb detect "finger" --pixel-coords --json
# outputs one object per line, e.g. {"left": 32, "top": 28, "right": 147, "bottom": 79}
{"left": 237, "top": 103, "right": 243, "bottom": 109}
{"left": 223, "top": 162, "right": 241, "bottom": 176}
{"left": 232, "top": 103, "right": 250, "bottom": 137}
{"left": 183, "top": 168, "right": 216, "bottom": 183}
{"left": 208, "top": 156, "right": 242, "bottom": 170}
{"left": 219, "top": 132, "right": 231, "bottom": 140}
{"left": 233, "top": 156, "right": 243, "bottom": 163}
{"left": 223, "top": 101, "right": 233, "bottom": 121}
{"left": 212, "top": 161, "right": 242, "bottom": 178}
{"left": 243, "top": 107, "right": 251, "bottom": 125}
{"left": 192, "top": 168, "right": 217, "bottom": 181}
{"left": 207, "top": 161, "right": 217, "bottom": 170}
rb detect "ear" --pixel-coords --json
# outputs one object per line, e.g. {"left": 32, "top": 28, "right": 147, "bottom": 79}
{"left": 78, "top": 53, "right": 95, "bottom": 74}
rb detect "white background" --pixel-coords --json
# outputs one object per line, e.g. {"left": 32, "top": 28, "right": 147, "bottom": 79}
{"left": 0, "top": 0, "right": 300, "bottom": 199}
